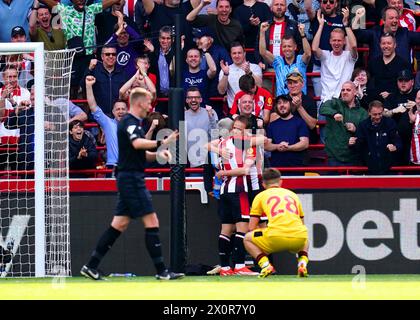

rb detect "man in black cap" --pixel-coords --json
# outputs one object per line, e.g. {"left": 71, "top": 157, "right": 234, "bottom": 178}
{"left": 383, "top": 69, "right": 417, "bottom": 165}
{"left": 10, "top": 26, "right": 26, "bottom": 42}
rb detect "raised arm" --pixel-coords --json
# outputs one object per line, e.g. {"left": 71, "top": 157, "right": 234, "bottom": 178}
{"left": 38, "top": 0, "right": 58, "bottom": 9}
{"left": 142, "top": 0, "right": 156, "bottom": 16}
{"left": 299, "top": 23, "right": 312, "bottom": 65}
{"left": 311, "top": 10, "right": 324, "bottom": 60}
{"left": 259, "top": 22, "right": 274, "bottom": 65}
{"left": 342, "top": 7, "right": 358, "bottom": 60}
{"left": 29, "top": 0, "right": 40, "bottom": 37}
{"left": 304, "top": 0, "right": 316, "bottom": 21}
{"left": 85, "top": 75, "right": 98, "bottom": 113}
{"left": 186, "top": 0, "right": 211, "bottom": 22}
{"left": 204, "top": 51, "right": 217, "bottom": 79}
{"left": 103, "top": 0, "right": 122, "bottom": 10}
{"left": 217, "top": 60, "right": 230, "bottom": 95}
{"left": 119, "top": 69, "right": 140, "bottom": 100}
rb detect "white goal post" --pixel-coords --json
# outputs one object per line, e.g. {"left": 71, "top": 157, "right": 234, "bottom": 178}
{"left": 0, "top": 43, "right": 75, "bottom": 277}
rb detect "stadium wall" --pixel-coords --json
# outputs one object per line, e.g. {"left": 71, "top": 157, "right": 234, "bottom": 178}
{"left": 68, "top": 177, "right": 420, "bottom": 276}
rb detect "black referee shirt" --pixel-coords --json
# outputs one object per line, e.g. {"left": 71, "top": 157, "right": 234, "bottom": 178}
{"left": 117, "top": 113, "right": 147, "bottom": 172}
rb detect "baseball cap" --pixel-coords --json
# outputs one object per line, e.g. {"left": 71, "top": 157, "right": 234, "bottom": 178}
{"left": 397, "top": 69, "right": 414, "bottom": 81}
{"left": 11, "top": 26, "right": 26, "bottom": 38}
{"left": 286, "top": 70, "right": 304, "bottom": 82}
{"left": 194, "top": 28, "right": 215, "bottom": 39}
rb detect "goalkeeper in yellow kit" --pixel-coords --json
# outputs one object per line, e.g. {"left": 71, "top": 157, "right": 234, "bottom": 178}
{"left": 244, "top": 168, "right": 309, "bottom": 278}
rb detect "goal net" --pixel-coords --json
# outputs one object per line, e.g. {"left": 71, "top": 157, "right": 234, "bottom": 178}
{"left": 0, "top": 43, "right": 75, "bottom": 277}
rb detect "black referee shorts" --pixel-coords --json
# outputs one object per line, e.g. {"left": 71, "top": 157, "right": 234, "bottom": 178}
{"left": 115, "top": 171, "right": 155, "bottom": 219}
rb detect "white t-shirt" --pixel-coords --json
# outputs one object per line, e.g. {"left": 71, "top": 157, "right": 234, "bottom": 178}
{"left": 219, "top": 63, "right": 262, "bottom": 108}
{"left": 320, "top": 50, "right": 357, "bottom": 103}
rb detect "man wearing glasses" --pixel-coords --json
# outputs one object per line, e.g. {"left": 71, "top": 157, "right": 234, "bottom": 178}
{"left": 84, "top": 45, "right": 129, "bottom": 116}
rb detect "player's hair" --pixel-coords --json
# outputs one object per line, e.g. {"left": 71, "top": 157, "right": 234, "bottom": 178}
{"left": 262, "top": 168, "right": 282, "bottom": 183}
{"left": 130, "top": 87, "right": 152, "bottom": 106}
{"left": 239, "top": 74, "right": 255, "bottom": 93}
{"left": 368, "top": 100, "right": 384, "bottom": 112}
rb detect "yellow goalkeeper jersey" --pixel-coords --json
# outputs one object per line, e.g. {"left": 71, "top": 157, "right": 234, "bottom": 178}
{"left": 250, "top": 187, "right": 307, "bottom": 238}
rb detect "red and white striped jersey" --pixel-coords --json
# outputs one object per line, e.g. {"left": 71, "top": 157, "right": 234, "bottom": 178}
{"left": 123, "top": 0, "right": 136, "bottom": 19}
{"left": 400, "top": 9, "right": 416, "bottom": 31}
{"left": 218, "top": 136, "right": 258, "bottom": 194}
{"left": 410, "top": 112, "right": 420, "bottom": 165}
{"left": 269, "top": 22, "right": 286, "bottom": 57}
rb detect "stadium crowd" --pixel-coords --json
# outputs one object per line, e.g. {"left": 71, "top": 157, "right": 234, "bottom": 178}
{"left": 1, "top": 0, "right": 420, "bottom": 180}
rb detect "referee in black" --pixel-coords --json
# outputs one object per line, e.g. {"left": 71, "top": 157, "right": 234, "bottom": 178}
{"left": 81, "top": 87, "right": 184, "bottom": 280}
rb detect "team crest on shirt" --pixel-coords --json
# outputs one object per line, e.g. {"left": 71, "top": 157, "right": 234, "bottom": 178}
{"left": 127, "top": 125, "right": 137, "bottom": 134}
{"left": 247, "top": 148, "right": 255, "bottom": 156}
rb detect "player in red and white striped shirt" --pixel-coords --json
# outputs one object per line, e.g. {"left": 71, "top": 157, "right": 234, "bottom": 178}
{"left": 212, "top": 116, "right": 259, "bottom": 276}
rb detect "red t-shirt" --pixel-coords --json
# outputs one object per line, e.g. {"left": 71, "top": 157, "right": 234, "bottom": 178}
{"left": 230, "top": 87, "right": 273, "bottom": 118}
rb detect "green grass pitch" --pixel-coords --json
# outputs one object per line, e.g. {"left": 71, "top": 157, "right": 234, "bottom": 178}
{"left": 1, "top": 275, "right": 420, "bottom": 300}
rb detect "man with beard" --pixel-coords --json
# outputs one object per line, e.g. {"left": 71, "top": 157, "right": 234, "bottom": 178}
{"left": 29, "top": 1, "right": 66, "bottom": 50}
{"left": 320, "top": 81, "right": 368, "bottom": 166}
{"left": 265, "top": 94, "right": 309, "bottom": 170}
{"left": 383, "top": 69, "right": 417, "bottom": 165}
{"left": 184, "top": 87, "right": 218, "bottom": 192}
{"left": 186, "top": 0, "right": 245, "bottom": 52}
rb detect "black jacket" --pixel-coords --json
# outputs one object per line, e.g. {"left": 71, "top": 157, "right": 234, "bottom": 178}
{"left": 355, "top": 116, "right": 402, "bottom": 175}
{"left": 69, "top": 133, "right": 98, "bottom": 171}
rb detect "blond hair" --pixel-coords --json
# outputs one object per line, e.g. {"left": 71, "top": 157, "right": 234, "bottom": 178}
{"left": 129, "top": 87, "right": 152, "bottom": 107}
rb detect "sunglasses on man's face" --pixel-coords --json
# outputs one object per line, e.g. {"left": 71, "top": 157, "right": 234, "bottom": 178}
{"left": 322, "top": 0, "right": 335, "bottom": 4}
{"left": 104, "top": 52, "right": 117, "bottom": 57}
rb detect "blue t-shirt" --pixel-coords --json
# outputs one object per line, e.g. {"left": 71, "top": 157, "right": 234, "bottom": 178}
{"left": 0, "top": 0, "right": 33, "bottom": 42}
{"left": 92, "top": 106, "right": 119, "bottom": 166}
{"left": 183, "top": 69, "right": 209, "bottom": 103}
{"left": 267, "top": 116, "right": 309, "bottom": 167}
{"left": 273, "top": 55, "right": 307, "bottom": 96}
